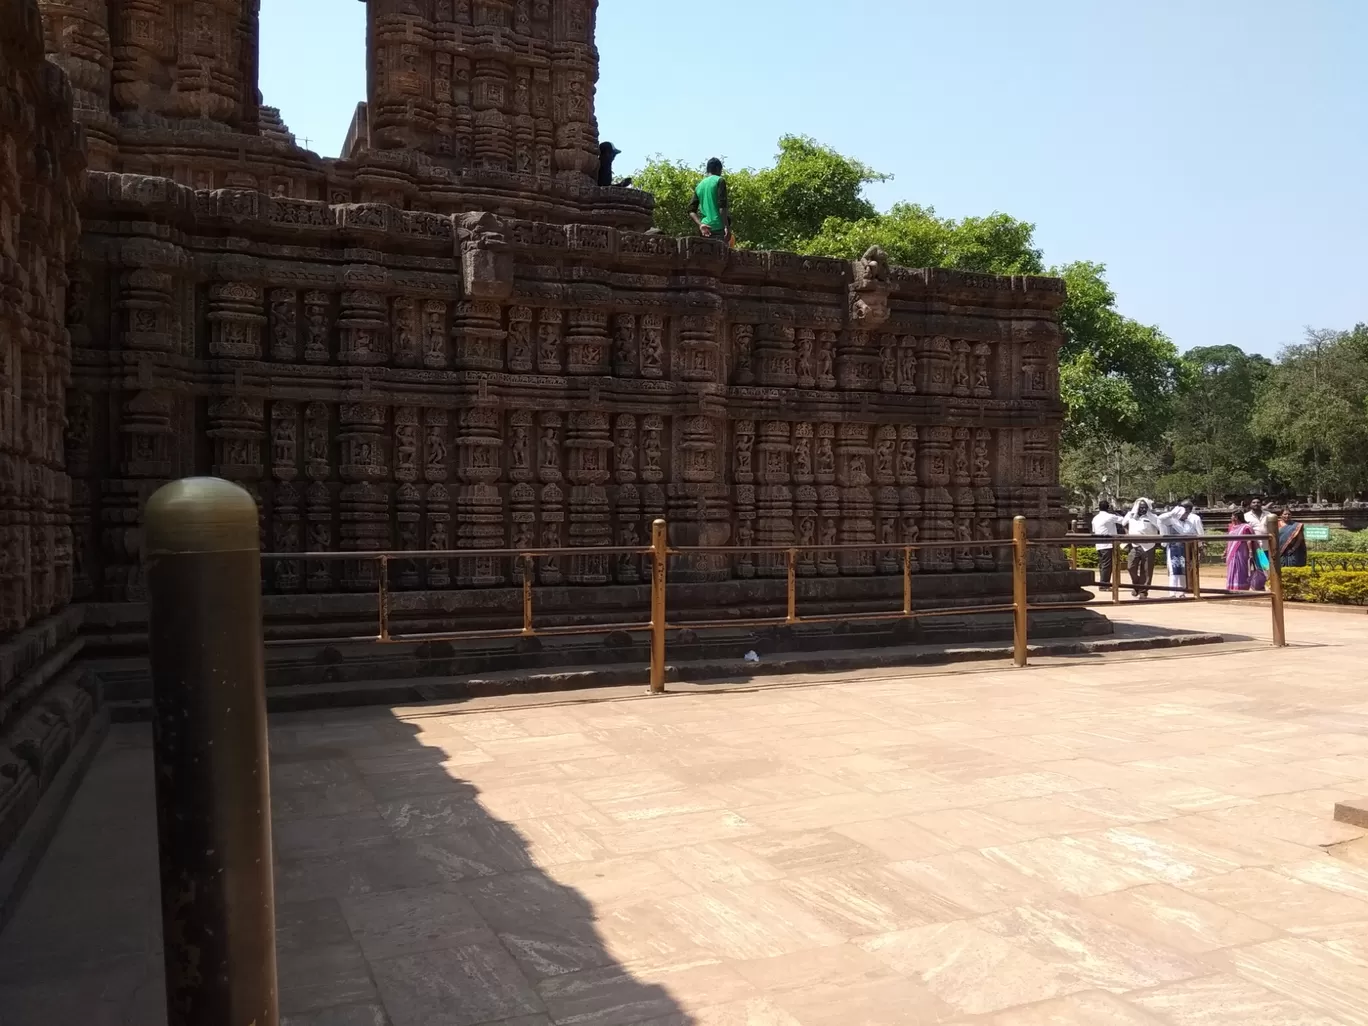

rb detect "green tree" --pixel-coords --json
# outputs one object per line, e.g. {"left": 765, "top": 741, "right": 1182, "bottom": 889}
{"left": 1053, "top": 262, "right": 1182, "bottom": 449}
{"left": 632, "top": 136, "right": 1041, "bottom": 273}
{"left": 1157, "top": 345, "right": 1273, "bottom": 503}
{"left": 1252, "top": 328, "right": 1368, "bottom": 501}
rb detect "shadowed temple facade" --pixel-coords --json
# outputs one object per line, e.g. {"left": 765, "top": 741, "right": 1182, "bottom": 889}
{"left": 1, "top": 0, "right": 1088, "bottom": 857}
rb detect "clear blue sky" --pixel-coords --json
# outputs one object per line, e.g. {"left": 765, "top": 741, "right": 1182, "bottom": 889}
{"left": 259, "top": 0, "right": 1366, "bottom": 358}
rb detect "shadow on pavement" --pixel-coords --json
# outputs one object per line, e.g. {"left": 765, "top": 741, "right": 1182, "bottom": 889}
{"left": 0, "top": 709, "right": 693, "bottom": 1026}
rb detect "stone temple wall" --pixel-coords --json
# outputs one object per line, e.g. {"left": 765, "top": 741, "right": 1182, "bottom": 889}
{"left": 0, "top": 0, "right": 94, "bottom": 861}
{"left": 68, "top": 177, "right": 1071, "bottom": 614}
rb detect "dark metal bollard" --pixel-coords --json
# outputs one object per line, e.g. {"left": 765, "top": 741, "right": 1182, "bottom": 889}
{"left": 144, "top": 477, "right": 278, "bottom": 1026}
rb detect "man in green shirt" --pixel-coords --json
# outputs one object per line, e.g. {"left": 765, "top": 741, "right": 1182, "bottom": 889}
{"left": 689, "top": 158, "right": 732, "bottom": 243}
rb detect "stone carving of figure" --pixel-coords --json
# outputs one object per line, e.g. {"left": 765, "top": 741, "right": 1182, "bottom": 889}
{"left": 815, "top": 435, "right": 835, "bottom": 477}
{"left": 798, "top": 515, "right": 817, "bottom": 547}
{"left": 395, "top": 421, "right": 419, "bottom": 480}
{"left": 899, "top": 341, "right": 918, "bottom": 392}
{"left": 952, "top": 341, "right": 971, "bottom": 395}
{"left": 818, "top": 334, "right": 836, "bottom": 389}
{"left": 733, "top": 325, "right": 755, "bottom": 384}
{"left": 973, "top": 432, "right": 991, "bottom": 481}
{"left": 880, "top": 339, "right": 897, "bottom": 390}
{"left": 508, "top": 310, "right": 533, "bottom": 371}
{"left": 973, "top": 342, "right": 992, "bottom": 395}
{"left": 641, "top": 420, "right": 663, "bottom": 479}
{"left": 640, "top": 317, "right": 664, "bottom": 378}
{"left": 903, "top": 516, "right": 920, "bottom": 545}
{"left": 537, "top": 320, "right": 561, "bottom": 373}
{"left": 796, "top": 331, "right": 815, "bottom": 387}
{"left": 898, "top": 434, "right": 917, "bottom": 480}
{"left": 954, "top": 439, "right": 970, "bottom": 481}
{"left": 423, "top": 302, "right": 447, "bottom": 368}
{"left": 853, "top": 245, "right": 888, "bottom": 287}
{"left": 876, "top": 434, "right": 894, "bottom": 480}
{"left": 735, "top": 425, "right": 753, "bottom": 477}
{"left": 540, "top": 424, "right": 559, "bottom": 473}
{"left": 304, "top": 294, "right": 330, "bottom": 362}
{"left": 820, "top": 519, "right": 838, "bottom": 547}
{"left": 426, "top": 423, "right": 448, "bottom": 477}
{"left": 793, "top": 430, "right": 812, "bottom": 479}
{"left": 510, "top": 420, "right": 530, "bottom": 473}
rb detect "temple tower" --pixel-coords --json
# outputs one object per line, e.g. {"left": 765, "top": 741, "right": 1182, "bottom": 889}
{"left": 360, "top": 0, "right": 602, "bottom": 182}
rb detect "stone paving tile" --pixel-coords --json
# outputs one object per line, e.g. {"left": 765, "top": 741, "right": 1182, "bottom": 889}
{"left": 9, "top": 602, "right": 1368, "bottom": 1025}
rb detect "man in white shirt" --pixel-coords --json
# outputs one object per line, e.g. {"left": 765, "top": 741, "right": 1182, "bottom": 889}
{"left": 1091, "top": 500, "right": 1124, "bottom": 588}
{"left": 1122, "top": 498, "right": 1162, "bottom": 598}
{"left": 1244, "top": 498, "right": 1277, "bottom": 590}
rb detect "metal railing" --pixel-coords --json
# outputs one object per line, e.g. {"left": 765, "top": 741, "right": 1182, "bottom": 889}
{"left": 260, "top": 517, "right": 1288, "bottom": 693}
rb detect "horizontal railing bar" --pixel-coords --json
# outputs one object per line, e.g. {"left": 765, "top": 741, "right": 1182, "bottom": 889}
{"left": 1039, "top": 538, "right": 1274, "bottom": 547}
{"left": 679, "top": 540, "right": 1015, "bottom": 554}
{"left": 383, "top": 622, "right": 655, "bottom": 644}
{"left": 262, "top": 546, "right": 655, "bottom": 561}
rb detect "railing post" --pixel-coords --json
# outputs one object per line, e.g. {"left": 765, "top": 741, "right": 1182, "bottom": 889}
{"left": 1189, "top": 542, "right": 1201, "bottom": 599}
{"left": 902, "top": 546, "right": 912, "bottom": 617}
{"left": 1267, "top": 533, "right": 1287, "bottom": 648}
{"left": 143, "top": 478, "right": 278, "bottom": 1026}
{"left": 521, "top": 554, "right": 534, "bottom": 636}
{"left": 1111, "top": 539, "right": 1122, "bottom": 605}
{"left": 378, "top": 554, "right": 390, "bottom": 642}
{"left": 1013, "top": 516, "right": 1028, "bottom": 667}
{"left": 1069, "top": 542, "right": 1078, "bottom": 570}
{"left": 649, "top": 518, "right": 667, "bottom": 693}
{"left": 786, "top": 548, "right": 798, "bottom": 625}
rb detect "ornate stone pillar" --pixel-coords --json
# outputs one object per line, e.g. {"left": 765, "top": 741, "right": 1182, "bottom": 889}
{"left": 612, "top": 413, "right": 640, "bottom": 584}
{"left": 873, "top": 426, "right": 899, "bottom": 574}
{"left": 815, "top": 424, "right": 839, "bottom": 577}
{"left": 726, "top": 418, "right": 756, "bottom": 579}
{"left": 897, "top": 425, "right": 921, "bottom": 574}
{"left": 535, "top": 308, "right": 563, "bottom": 374}
{"left": 677, "top": 315, "right": 719, "bottom": 384}
{"left": 208, "top": 282, "right": 264, "bottom": 358}
{"left": 268, "top": 401, "right": 301, "bottom": 592}
{"left": 566, "top": 411, "right": 612, "bottom": 584}
{"left": 952, "top": 427, "right": 975, "bottom": 571}
{"left": 792, "top": 422, "right": 817, "bottom": 577}
{"left": 269, "top": 289, "right": 297, "bottom": 362}
{"left": 338, "top": 402, "right": 389, "bottom": 591}
{"left": 392, "top": 297, "right": 419, "bottom": 368}
{"left": 754, "top": 321, "right": 796, "bottom": 387}
{"left": 422, "top": 408, "right": 450, "bottom": 588}
{"left": 507, "top": 410, "right": 535, "bottom": 582}
{"left": 303, "top": 402, "right": 334, "bottom": 592}
{"left": 972, "top": 428, "right": 998, "bottom": 571}
{"left": 920, "top": 336, "right": 953, "bottom": 396}
{"left": 638, "top": 313, "right": 664, "bottom": 379}
{"left": 755, "top": 420, "right": 792, "bottom": 579}
{"left": 919, "top": 426, "right": 954, "bottom": 572}
{"left": 507, "top": 306, "right": 534, "bottom": 373}
{"left": 393, "top": 407, "right": 421, "bottom": 588}
{"left": 611, "top": 314, "right": 637, "bottom": 379}
{"left": 836, "top": 330, "right": 879, "bottom": 392}
{"left": 837, "top": 424, "right": 875, "bottom": 576}
{"left": 536, "top": 411, "right": 564, "bottom": 585}
{"left": 639, "top": 414, "right": 665, "bottom": 566}
{"left": 454, "top": 300, "right": 506, "bottom": 372}
{"left": 339, "top": 290, "right": 388, "bottom": 365}
{"left": 455, "top": 406, "right": 504, "bottom": 586}
{"left": 566, "top": 308, "right": 609, "bottom": 376}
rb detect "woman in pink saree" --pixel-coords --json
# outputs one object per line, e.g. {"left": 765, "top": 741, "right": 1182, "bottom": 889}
{"left": 1225, "top": 507, "right": 1255, "bottom": 591}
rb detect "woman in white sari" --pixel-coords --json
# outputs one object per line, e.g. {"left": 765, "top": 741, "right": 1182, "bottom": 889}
{"left": 1160, "top": 500, "right": 1202, "bottom": 597}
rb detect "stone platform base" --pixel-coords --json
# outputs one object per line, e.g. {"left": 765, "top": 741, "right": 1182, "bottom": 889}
{"left": 79, "top": 569, "right": 1103, "bottom": 710}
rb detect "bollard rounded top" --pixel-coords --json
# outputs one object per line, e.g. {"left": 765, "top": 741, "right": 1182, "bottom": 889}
{"left": 144, "top": 477, "right": 260, "bottom": 556}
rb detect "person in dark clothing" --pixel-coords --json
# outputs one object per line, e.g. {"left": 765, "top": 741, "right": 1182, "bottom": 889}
{"left": 688, "top": 157, "right": 732, "bottom": 243}
{"left": 597, "top": 142, "right": 621, "bottom": 187}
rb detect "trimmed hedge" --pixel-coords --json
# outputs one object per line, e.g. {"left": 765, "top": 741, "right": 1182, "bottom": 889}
{"left": 1281, "top": 568, "right": 1368, "bottom": 605}
{"left": 1308, "top": 551, "right": 1368, "bottom": 572}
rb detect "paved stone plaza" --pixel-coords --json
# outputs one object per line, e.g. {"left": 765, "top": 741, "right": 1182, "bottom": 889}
{"left": 3, "top": 601, "right": 1368, "bottom": 1025}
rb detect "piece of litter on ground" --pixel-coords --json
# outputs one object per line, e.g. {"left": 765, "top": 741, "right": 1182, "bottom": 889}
{"left": 743, "top": 650, "right": 760, "bottom": 663}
